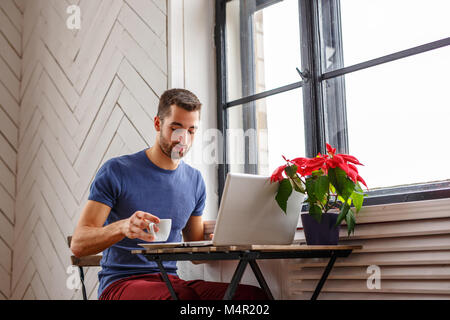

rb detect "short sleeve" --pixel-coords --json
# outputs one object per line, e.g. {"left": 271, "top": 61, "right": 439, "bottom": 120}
{"left": 88, "top": 159, "right": 122, "bottom": 208}
{"left": 191, "top": 172, "right": 206, "bottom": 216}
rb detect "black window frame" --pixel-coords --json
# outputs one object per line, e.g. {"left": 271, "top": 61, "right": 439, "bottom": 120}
{"left": 215, "top": 0, "right": 450, "bottom": 206}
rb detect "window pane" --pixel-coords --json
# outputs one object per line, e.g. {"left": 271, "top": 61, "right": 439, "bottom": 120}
{"left": 227, "top": 88, "right": 305, "bottom": 176}
{"left": 321, "top": 0, "right": 450, "bottom": 72}
{"left": 226, "top": 0, "right": 302, "bottom": 101}
{"left": 323, "top": 46, "right": 450, "bottom": 190}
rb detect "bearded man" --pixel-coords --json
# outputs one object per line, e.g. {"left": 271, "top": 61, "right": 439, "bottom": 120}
{"left": 70, "top": 89, "right": 267, "bottom": 300}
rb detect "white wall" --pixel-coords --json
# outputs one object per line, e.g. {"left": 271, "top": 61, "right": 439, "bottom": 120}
{"left": 12, "top": 0, "right": 171, "bottom": 300}
{"left": 0, "top": 0, "right": 23, "bottom": 300}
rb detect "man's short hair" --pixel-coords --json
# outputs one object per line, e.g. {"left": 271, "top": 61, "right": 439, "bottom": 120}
{"left": 157, "top": 88, "right": 202, "bottom": 121}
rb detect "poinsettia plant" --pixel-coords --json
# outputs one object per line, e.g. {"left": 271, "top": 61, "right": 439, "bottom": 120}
{"left": 270, "top": 143, "right": 368, "bottom": 235}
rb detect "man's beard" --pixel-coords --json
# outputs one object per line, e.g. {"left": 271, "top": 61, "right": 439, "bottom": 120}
{"left": 159, "top": 132, "right": 190, "bottom": 160}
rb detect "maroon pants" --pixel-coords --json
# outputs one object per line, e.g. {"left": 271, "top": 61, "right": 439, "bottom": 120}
{"left": 99, "top": 273, "right": 268, "bottom": 300}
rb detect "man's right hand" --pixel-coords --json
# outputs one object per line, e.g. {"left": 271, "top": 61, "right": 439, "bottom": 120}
{"left": 121, "top": 211, "right": 161, "bottom": 242}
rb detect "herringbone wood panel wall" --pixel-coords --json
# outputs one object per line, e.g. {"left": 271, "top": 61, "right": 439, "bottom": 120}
{"left": 0, "top": 0, "right": 23, "bottom": 301}
{"left": 0, "top": 0, "right": 168, "bottom": 300}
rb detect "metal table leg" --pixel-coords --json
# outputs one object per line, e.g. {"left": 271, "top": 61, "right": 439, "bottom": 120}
{"left": 311, "top": 253, "right": 337, "bottom": 300}
{"left": 248, "top": 260, "right": 274, "bottom": 300}
{"left": 223, "top": 259, "right": 249, "bottom": 300}
{"left": 78, "top": 266, "right": 87, "bottom": 300}
{"left": 155, "top": 258, "right": 178, "bottom": 300}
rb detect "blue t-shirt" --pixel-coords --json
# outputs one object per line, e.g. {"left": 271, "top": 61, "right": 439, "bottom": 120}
{"left": 87, "top": 148, "right": 206, "bottom": 298}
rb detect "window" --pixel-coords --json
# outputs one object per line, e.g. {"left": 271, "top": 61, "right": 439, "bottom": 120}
{"left": 215, "top": 0, "right": 450, "bottom": 204}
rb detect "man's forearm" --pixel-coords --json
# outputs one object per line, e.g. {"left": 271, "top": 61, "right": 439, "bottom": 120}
{"left": 71, "top": 219, "right": 126, "bottom": 257}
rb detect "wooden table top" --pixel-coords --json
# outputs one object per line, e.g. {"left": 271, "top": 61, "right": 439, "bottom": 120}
{"left": 131, "top": 244, "right": 363, "bottom": 255}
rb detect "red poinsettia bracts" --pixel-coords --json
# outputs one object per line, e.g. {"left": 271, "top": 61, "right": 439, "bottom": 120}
{"left": 271, "top": 143, "right": 367, "bottom": 188}
{"left": 324, "top": 143, "right": 367, "bottom": 188}
{"left": 270, "top": 164, "right": 287, "bottom": 183}
{"left": 294, "top": 156, "right": 326, "bottom": 176}
{"left": 326, "top": 143, "right": 336, "bottom": 156}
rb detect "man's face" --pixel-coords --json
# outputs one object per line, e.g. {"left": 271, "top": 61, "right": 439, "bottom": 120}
{"left": 157, "top": 105, "right": 199, "bottom": 160}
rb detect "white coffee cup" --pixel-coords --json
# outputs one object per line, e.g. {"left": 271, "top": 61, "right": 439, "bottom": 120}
{"left": 148, "top": 219, "right": 172, "bottom": 242}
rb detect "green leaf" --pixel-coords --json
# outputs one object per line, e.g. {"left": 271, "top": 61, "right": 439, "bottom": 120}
{"left": 356, "top": 182, "right": 369, "bottom": 198}
{"left": 275, "top": 179, "right": 293, "bottom": 214}
{"left": 329, "top": 183, "right": 336, "bottom": 194}
{"left": 305, "top": 178, "right": 317, "bottom": 202}
{"left": 309, "top": 204, "right": 322, "bottom": 223}
{"left": 345, "top": 209, "right": 356, "bottom": 236}
{"left": 284, "top": 165, "right": 298, "bottom": 178}
{"left": 315, "top": 175, "right": 329, "bottom": 204}
{"left": 311, "top": 170, "right": 323, "bottom": 178}
{"left": 337, "top": 195, "right": 346, "bottom": 203}
{"left": 327, "top": 168, "right": 340, "bottom": 193}
{"left": 335, "top": 202, "right": 350, "bottom": 227}
{"left": 351, "top": 190, "right": 364, "bottom": 213}
{"left": 327, "top": 167, "right": 338, "bottom": 181}
{"left": 341, "top": 178, "right": 355, "bottom": 200}
{"left": 347, "top": 197, "right": 352, "bottom": 206}
{"left": 328, "top": 167, "right": 355, "bottom": 201}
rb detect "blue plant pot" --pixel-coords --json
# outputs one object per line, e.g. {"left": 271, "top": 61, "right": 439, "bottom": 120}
{"left": 301, "top": 212, "right": 340, "bottom": 245}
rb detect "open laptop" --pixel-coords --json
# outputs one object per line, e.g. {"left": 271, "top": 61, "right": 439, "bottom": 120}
{"left": 139, "top": 172, "right": 304, "bottom": 249}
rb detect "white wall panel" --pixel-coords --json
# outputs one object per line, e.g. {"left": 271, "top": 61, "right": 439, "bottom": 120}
{"left": 0, "top": 0, "right": 21, "bottom": 300}
{"left": 9, "top": 0, "right": 170, "bottom": 300}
